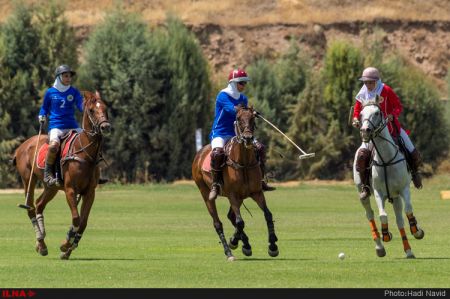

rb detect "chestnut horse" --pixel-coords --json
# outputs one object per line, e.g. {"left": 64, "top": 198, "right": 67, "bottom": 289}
{"left": 13, "top": 90, "right": 111, "bottom": 259}
{"left": 192, "top": 106, "right": 279, "bottom": 261}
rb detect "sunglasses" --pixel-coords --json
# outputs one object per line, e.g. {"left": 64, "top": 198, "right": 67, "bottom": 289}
{"left": 363, "top": 80, "right": 376, "bottom": 85}
{"left": 237, "top": 81, "right": 247, "bottom": 86}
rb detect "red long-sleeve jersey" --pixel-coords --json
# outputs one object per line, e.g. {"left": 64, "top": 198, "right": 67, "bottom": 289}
{"left": 353, "top": 84, "right": 405, "bottom": 137}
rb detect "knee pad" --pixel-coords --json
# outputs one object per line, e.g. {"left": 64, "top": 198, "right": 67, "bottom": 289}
{"left": 356, "top": 148, "right": 371, "bottom": 172}
{"left": 210, "top": 147, "right": 225, "bottom": 169}
{"left": 48, "top": 141, "right": 60, "bottom": 154}
{"left": 253, "top": 141, "right": 266, "bottom": 161}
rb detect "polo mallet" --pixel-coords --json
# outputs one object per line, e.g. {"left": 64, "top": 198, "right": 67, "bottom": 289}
{"left": 18, "top": 122, "right": 43, "bottom": 210}
{"left": 256, "top": 113, "right": 315, "bottom": 160}
{"left": 348, "top": 105, "right": 354, "bottom": 127}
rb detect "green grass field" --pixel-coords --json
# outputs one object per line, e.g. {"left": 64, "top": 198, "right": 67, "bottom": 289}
{"left": 0, "top": 174, "right": 449, "bottom": 288}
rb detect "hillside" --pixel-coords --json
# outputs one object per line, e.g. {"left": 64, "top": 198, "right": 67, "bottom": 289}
{"left": 1, "top": 0, "right": 449, "bottom": 95}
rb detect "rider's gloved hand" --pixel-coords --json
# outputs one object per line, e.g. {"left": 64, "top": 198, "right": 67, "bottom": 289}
{"left": 387, "top": 114, "right": 394, "bottom": 122}
{"left": 352, "top": 117, "right": 360, "bottom": 128}
{"left": 38, "top": 115, "right": 46, "bottom": 124}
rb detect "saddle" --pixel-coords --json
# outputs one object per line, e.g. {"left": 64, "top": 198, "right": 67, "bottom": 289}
{"left": 37, "top": 131, "right": 79, "bottom": 180}
{"left": 201, "top": 138, "right": 254, "bottom": 173}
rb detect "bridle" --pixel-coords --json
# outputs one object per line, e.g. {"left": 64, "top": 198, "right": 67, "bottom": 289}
{"left": 233, "top": 109, "right": 255, "bottom": 149}
{"left": 360, "top": 103, "right": 405, "bottom": 202}
{"left": 83, "top": 99, "right": 110, "bottom": 137}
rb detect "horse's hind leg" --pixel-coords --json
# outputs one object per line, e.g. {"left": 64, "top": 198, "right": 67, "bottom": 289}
{"left": 251, "top": 192, "right": 279, "bottom": 257}
{"left": 392, "top": 198, "right": 415, "bottom": 258}
{"left": 227, "top": 207, "right": 252, "bottom": 256}
{"left": 400, "top": 187, "right": 424, "bottom": 240}
{"left": 360, "top": 197, "right": 385, "bottom": 257}
{"left": 32, "top": 187, "right": 58, "bottom": 256}
{"left": 198, "top": 183, "right": 234, "bottom": 261}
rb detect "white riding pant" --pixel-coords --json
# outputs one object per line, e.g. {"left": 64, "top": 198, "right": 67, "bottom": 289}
{"left": 211, "top": 136, "right": 233, "bottom": 149}
{"left": 49, "top": 128, "right": 82, "bottom": 144}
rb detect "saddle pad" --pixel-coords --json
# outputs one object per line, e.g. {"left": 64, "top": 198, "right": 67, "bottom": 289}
{"left": 36, "top": 132, "right": 78, "bottom": 169}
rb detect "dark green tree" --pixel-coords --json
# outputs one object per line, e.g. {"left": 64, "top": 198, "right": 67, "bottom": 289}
{"left": 78, "top": 9, "right": 169, "bottom": 182}
{"left": 156, "top": 15, "right": 212, "bottom": 180}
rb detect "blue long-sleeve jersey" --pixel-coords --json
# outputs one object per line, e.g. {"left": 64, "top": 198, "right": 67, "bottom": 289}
{"left": 39, "top": 87, "right": 83, "bottom": 131}
{"left": 209, "top": 91, "right": 248, "bottom": 140}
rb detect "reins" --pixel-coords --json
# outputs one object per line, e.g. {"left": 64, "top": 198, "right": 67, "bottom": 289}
{"left": 362, "top": 104, "right": 405, "bottom": 203}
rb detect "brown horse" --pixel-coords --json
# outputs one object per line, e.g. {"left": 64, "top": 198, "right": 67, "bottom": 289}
{"left": 192, "top": 106, "right": 279, "bottom": 261}
{"left": 13, "top": 90, "right": 111, "bottom": 260}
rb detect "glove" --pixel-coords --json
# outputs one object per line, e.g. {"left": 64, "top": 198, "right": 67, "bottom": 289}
{"left": 38, "top": 115, "right": 46, "bottom": 124}
{"left": 253, "top": 110, "right": 262, "bottom": 118}
{"left": 387, "top": 114, "right": 394, "bottom": 122}
{"left": 352, "top": 117, "right": 360, "bottom": 128}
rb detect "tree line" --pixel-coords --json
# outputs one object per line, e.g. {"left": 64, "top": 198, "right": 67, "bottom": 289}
{"left": 0, "top": 2, "right": 448, "bottom": 187}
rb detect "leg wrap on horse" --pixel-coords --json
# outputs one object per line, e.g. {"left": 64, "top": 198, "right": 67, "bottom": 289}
{"left": 208, "top": 148, "right": 225, "bottom": 201}
{"left": 44, "top": 144, "right": 61, "bottom": 187}
{"left": 356, "top": 148, "right": 372, "bottom": 200}
{"left": 254, "top": 141, "right": 276, "bottom": 191}
{"left": 409, "top": 149, "right": 423, "bottom": 189}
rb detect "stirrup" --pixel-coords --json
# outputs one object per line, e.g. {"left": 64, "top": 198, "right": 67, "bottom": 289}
{"left": 44, "top": 176, "right": 61, "bottom": 187}
{"left": 208, "top": 184, "right": 220, "bottom": 201}
{"left": 359, "top": 186, "right": 371, "bottom": 200}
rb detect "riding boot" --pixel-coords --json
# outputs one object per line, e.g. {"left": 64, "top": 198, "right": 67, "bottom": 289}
{"left": 43, "top": 146, "right": 61, "bottom": 187}
{"left": 356, "top": 148, "right": 372, "bottom": 200}
{"left": 208, "top": 148, "right": 225, "bottom": 201}
{"left": 409, "top": 148, "right": 423, "bottom": 189}
{"left": 254, "top": 141, "right": 276, "bottom": 191}
{"left": 260, "top": 162, "right": 276, "bottom": 191}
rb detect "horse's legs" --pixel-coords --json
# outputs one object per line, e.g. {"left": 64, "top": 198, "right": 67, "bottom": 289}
{"left": 392, "top": 197, "right": 415, "bottom": 258}
{"left": 400, "top": 187, "right": 424, "bottom": 239}
{"left": 228, "top": 196, "right": 252, "bottom": 257}
{"left": 60, "top": 189, "right": 96, "bottom": 260}
{"left": 27, "top": 187, "right": 57, "bottom": 256}
{"left": 197, "top": 183, "right": 234, "bottom": 261}
{"left": 59, "top": 187, "right": 82, "bottom": 260}
{"left": 251, "top": 192, "right": 279, "bottom": 257}
{"left": 227, "top": 207, "right": 252, "bottom": 256}
{"left": 360, "top": 197, "right": 385, "bottom": 257}
{"left": 373, "top": 190, "right": 393, "bottom": 243}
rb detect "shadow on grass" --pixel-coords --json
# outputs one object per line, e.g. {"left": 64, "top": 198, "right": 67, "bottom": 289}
{"left": 237, "top": 258, "right": 313, "bottom": 262}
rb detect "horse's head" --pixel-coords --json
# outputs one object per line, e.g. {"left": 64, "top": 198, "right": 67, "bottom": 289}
{"left": 83, "top": 90, "right": 111, "bottom": 136}
{"left": 235, "top": 105, "right": 256, "bottom": 148}
{"left": 360, "top": 99, "right": 385, "bottom": 142}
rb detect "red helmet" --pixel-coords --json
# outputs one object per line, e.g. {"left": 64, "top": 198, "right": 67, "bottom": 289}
{"left": 228, "top": 69, "right": 251, "bottom": 83}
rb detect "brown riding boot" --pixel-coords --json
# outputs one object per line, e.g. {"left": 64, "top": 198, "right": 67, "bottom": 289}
{"left": 409, "top": 148, "right": 423, "bottom": 189}
{"left": 208, "top": 148, "right": 225, "bottom": 201}
{"left": 43, "top": 146, "right": 61, "bottom": 187}
{"left": 356, "top": 148, "right": 372, "bottom": 200}
{"left": 255, "top": 141, "right": 276, "bottom": 192}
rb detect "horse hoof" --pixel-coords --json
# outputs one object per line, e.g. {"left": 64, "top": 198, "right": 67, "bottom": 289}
{"left": 376, "top": 247, "right": 386, "bottom": 257}
{"left": 226, "top": 256, "right": 236, "bottom": 262}
{"left": 268, "top": 244, "right": 279, "bottom": 257}
{"left": 229, "top": 237, "right": 239, "bottom": 250}
{"left": 382, "top": 232, "right": 393, "bottom": 242}
{"left": 242, "top": 245, "right": 252, "bottom": 257}
{"left": 35, "top": 241, "right": 48, "bottom": 256}
{"left": 405, "top": 249, "right": 415, "bottom": 259}
{"left": 413, "top": 229, "right": 425, "bottom": 240}
{"left": 60, "top": 252, "right": 70, "bottom": 260}
{"left": 60, "top": 241, "right": 71, "bottom": 252}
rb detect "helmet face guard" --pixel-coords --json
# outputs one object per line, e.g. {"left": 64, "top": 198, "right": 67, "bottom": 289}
{"left": 228, "top": 69, "right": 251, "bottom": 83}
{"left": 55, "top": 65, "right": 76, "bottom": 78}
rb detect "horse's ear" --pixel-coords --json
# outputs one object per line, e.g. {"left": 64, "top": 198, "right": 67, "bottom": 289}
{"left": 95, "top": 90, "right": 101, "bottom": 98}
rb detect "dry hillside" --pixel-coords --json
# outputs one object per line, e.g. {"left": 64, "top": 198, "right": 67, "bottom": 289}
{"left": 1, "top": 0, "right": 449, "bottom": 94}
